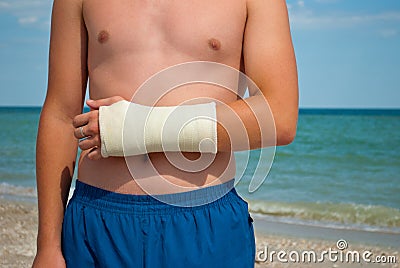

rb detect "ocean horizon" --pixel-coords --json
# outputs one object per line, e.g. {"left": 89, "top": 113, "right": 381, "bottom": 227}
{"left": 0, "top": 106, "right": 399, "bottom": 235}
{"left": 1, "top": 106, "right": 400, "bottom": 114}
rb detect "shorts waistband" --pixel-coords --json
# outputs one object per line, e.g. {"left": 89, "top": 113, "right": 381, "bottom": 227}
{"left": 70, "top": 179, "right": 238, "bottom": 214}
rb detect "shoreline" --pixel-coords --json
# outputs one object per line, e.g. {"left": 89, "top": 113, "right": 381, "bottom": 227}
{"left": 252, "top": 213, "right": 400, "bottom": 248}
{"left": 2, "top": 183, "right": 400, "bottom": 238}
{"left": 1, "top": 198, "right": 398, "bottom": 268}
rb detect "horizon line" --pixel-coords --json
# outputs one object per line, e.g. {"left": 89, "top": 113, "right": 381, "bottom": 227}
{"left": 1, "top": 105, "right": 399, "bottom": 110}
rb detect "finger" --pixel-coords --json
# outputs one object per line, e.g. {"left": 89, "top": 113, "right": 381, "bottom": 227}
{"left": 74, "top": 125, "right": 87, "bottom": 139}
{"left": 75, "top": 121, "right": 99, "bottom": 139}
{"left": 78, "top": 136, "right": 100, "bottom": 151}
{"left": 72, "top": 113, "right": 90, "bottom": 128}
{"left": 86, "top": 96, "right": 124, "bottom": 109}
{"left": 73, "top": 110, "right": 98, "bottom": 135}
{"left": 86, "top": 99, "right": 99, "bottom": 110}
{"left": 84, "top": 117, "right": 99, "bottom": 137}
{"left": 87, "top": 148, "right": 103, "bottom": 160}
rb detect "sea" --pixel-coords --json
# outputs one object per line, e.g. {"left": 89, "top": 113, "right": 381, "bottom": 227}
{"left": 1, "top": 107, "right": 399, "bottom": 235}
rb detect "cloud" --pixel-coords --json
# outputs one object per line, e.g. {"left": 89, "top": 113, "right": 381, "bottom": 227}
{"left": 0, "top": 0, "right": 52, "bottom": 29}
{"left": 287, "top": 0, "right": 400, "bottom": 32}
{"left": 18, "top": 16, "right": 38, "bottom": 25}
{"left": 288, "top": 4, "right": 400, "bottom": 31}
{"left": 379, "top": 28, "right": 398, "bottom": 38}
{"left": 0, "top": 2, "right": 11, "bottom": 8}
{"left": 314, "top": 0, "right": 340, "bottom": 3}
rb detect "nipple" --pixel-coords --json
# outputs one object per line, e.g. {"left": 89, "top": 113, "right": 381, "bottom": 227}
{"left": 98, "top": 30, "right": 109, "bottom": 44}
{"left": 208, "top": 38, "right": 221, "bottom": 51}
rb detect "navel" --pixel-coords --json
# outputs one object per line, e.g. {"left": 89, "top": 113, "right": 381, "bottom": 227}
{"left": 97, "top": 30, "right": 109, "bottom": 44}
{"left": 208, "top": 38, "right": 221, "bottom": 51}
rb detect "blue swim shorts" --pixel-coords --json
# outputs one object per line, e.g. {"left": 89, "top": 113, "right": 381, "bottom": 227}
{"left": 62, "top": 180, "right": 255, "bottom": 268}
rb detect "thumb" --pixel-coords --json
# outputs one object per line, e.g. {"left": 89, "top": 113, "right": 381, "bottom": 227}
{"left": 86, "top": 96, "right": 124, "bottom": 109}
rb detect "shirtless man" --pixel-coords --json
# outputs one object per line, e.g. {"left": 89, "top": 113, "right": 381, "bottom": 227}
{"left": 33, "top": 0, "right": 298, "bottom": 267}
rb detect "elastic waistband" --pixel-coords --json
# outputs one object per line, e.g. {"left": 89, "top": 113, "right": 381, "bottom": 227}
{"left": 70, "top": 179, "right": 238, "bottom": 214}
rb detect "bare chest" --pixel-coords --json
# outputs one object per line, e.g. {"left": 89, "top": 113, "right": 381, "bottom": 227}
{"left": 82, "top": 0, "right": 247, "bottom": 62}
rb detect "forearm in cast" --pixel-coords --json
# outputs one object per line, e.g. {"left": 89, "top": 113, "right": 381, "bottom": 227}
{"left": 99, "top": 95, "right": 275, "bottom": 157}
{"left": 99, "top": 100, "right": 218, "bottom": 157}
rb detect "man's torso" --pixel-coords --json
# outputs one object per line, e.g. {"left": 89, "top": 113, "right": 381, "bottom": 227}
{"left": 78, "top": 0, "right": 247, "bottom": 194}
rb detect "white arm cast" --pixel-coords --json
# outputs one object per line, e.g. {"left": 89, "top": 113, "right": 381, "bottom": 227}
{"left": 99, "top": 100, "right": 217, "bottom": 157}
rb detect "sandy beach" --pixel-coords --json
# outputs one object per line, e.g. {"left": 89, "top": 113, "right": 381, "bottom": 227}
{"left": 0, "top": 199, "right": 398, "bottom": 268}
{"left": 0, "top": 200, "right": 37, "bottom": 267}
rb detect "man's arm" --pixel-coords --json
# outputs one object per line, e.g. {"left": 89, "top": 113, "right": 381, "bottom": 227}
{"left": 72, "top": 0, "right": 297, "bottom": 158}
{"left": 219, "top": 0, "right": 298, "bottom": 148}
{"left": 33, "top": 0, "right": 87, "bottom": 266}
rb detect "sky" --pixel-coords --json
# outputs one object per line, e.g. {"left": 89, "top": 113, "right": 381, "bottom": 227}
{"left": 0, "top": 0, "right": 399, "bottom": 108}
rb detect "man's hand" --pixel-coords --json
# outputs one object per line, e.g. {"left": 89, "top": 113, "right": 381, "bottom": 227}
{"left": 73, "top": 96, "right": 124, "bottom": 160}
{"left": 32, "top": 247, "right": 66, "bottom": 268}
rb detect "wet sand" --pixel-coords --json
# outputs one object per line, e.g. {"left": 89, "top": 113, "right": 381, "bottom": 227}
{"left": 0, "top": 199, "right": 398, "bottom": 268}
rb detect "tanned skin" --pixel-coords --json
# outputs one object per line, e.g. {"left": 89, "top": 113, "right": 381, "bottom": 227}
{"left": 33, "top": 0, "right": 298, "bottom": 266}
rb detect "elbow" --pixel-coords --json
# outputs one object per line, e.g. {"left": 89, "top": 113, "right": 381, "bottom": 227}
{"left": 273, "top": 108, "right": 299, "bottom": 146}
{"left": 276, "top": 124, "right": 297, "bottom": 146}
